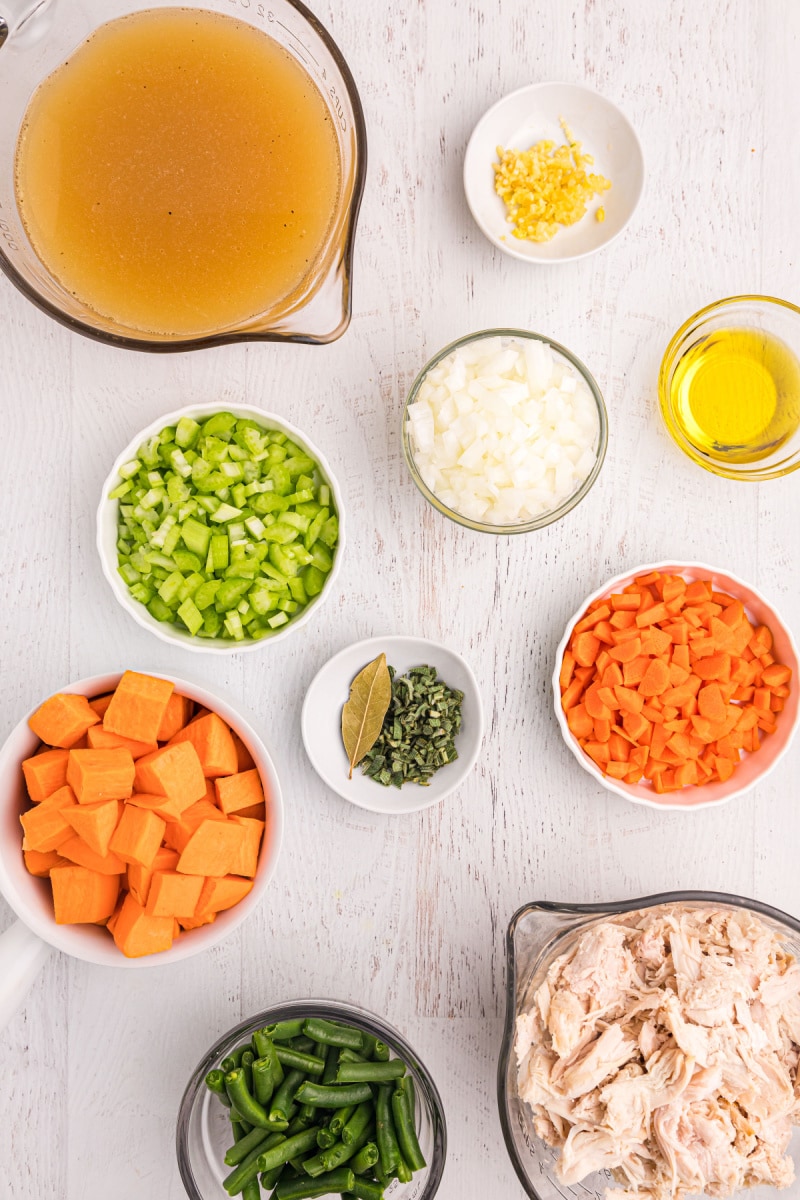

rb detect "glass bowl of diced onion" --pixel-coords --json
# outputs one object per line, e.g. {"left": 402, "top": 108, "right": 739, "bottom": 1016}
{"left": 401, "top": 329, "right": 608, "bottom": 534}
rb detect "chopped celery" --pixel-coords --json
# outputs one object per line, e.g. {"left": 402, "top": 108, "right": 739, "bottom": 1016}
{"left": 110, "top": 412, "right": 338, "bottom": 640}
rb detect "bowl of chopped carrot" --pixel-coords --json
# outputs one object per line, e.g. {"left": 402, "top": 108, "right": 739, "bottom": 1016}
{"left": 553, "top": 563, "right": 799, "bottom": 809}
{"left": 0, "top": 670, "right": 283, "bottom": 1020}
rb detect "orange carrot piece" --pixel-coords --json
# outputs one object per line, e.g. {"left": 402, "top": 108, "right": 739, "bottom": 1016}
{"left": 715, "top": 756, "right": 735, "bottom": 783}
{"left": 593, "top": 718, "right": 612, "bottom": 743}
{"left": 128, "top": 792, "right": 187, "bottom": 822}
{"left": 58, "top": 834, "right": 126, "bottom": 876}
{"left": 641, "top": 627, "right": 673, "bottom": 658}
{"left": 66, "top": 748, "right": 136, "bottom": 805}
{"left": 574, "top": 665, "right": 595, "bottom": 684}
{"left": 229, "top": 816, "right": 265, "bottom": 878}
{"left": 613, "top": 685, "right": 644, "bottom": 715}
{"left": 163, "top": 800, "right": 228, "bottom": 853}
{"left": 685, "top": 580, "right": 712, "bottom": 603}
{"left": 599, "top": 663, "right": 624, "bottom": 689}
{"left": 611, "top": 592, "right": 641, "bottom": 610}
{"left": 145, "top": 870, "right": 205, "bottom": 919}
{"left": 88, "top": 693, "right": 114, "bottom": 719}
{"left": 667, "top": 662, "right": 691, "bottom": 686}
{"left": 133, "top": 741, "right": 207, "bottom": 804}
{"left": 567, "top": 705, "right": 594, "bottom": 739}
{"left": 749, "top": 625, "right": 773, "bottom": 657}
{"left": 574, "top": 605, "right": 611, "bottom": 634}
{"left": 753, "top": 687, "right": 772, "bottom": 713}
{"left": 86, "top": 725, "right": 157, "bottom": 760}
{"left": 50, "top": 864, "right": 120, "bottom": 924}
{"left": 127, "top": 847, "right": 180, "bottom": 907}
{"left": 559, "top": 651, "right": 576, "bottom": 691}
{"left": 608, "top": 732, "right": 631, "bottom": 762}
{"left": 697, "top": 683, "right": 726, "bottom": 723}
{"left": 178, "top": 912, "right": 217, "bottom": 930}
{"left": 762, "top": 663, "right": 792, "bottom": 688}
{"left": 560, "top": 677, "right": 585, "bottom": 712}
{"left": 623, "top": 656, "right": 651, "bottom": 687}
{"left": 583, "top": 741, "right": 611, "bottom": 767}
{"left": 772, "top": 696, "right": 785, "bottom": 712}
{"left": 22, "top": 748, "right": 70, "bottom": 802}
{"left": 693, "top": 653, "right": 731, "bottom": 682}
{"left": 176, "top": 819, "right": 248, "bottom": 876}
{"left": 638, "top": 659, "right": 670, "bottom": 697}
{"left": 103, "top": 671, "right": 175, "bottom": 744}
{"left": 605, "top": 761, "right": 630, "bottom": 780}
{"left": 63, "top": 798, "right": 122, "bottom": 856}
{"left": 195, "top": 875, "right": 253, "bottom": 916}
{"left": 674, "top": 761, "right": 698, "bottom": 788}
{"left": 20, "top": 786, "right": 78, "bottom": 852}
{"left": 610, "top": 610, "right": 637, "bottom": 630}
{"left": 635, "top": 602, "right": 669, "bottom": 628}
{"left": 23, "top": 849, "right": 67, "bottom": 877}
{"left": 572, "top": 632, "right": 601, "bottom": 667}
{"left": 596, "top": 687, "right": 620, "bottom": 711}
{"left": 112, "top": 894, "right": 174, "bottom": 957}
{"left": 28, "top": 693, "right": 101, "bottom": 749}
{"left": 109, "top": 806, "right": 166, "bottom": 869}
{"left": 156, "top": 692, "right": 193, "bottom": 741}
{"left": 608, "top": 638, "right": 643, "bottom": 664}
{"left": 215, "top": 769, "right": 265, "bottom": 817}
{"left": 663, "top": 622, "right": 690, "bottom": 645}
{"left": 621, "top": 711, "right": 651, "bottom": 744}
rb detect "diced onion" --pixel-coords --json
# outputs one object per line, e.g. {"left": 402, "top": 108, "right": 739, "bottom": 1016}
{"left": 406, "top": 336, "right": 601, "bottom": 526}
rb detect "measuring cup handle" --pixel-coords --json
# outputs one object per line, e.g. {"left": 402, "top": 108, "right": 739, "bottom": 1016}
{"left": 0, "top": 920, "right": 52, "bottom": 1031}
{"left": 0, "top": 0, "right": 57, "bottom": 50}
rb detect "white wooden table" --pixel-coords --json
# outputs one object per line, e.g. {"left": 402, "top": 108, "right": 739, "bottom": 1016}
{"left": 2, "top": 1, "right": 800, "bottom": 1196}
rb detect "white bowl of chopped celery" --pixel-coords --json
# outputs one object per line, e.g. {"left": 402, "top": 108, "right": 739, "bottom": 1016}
{"left": 464, "top": 81, "right": 644, "bottom": 263}
{"left": 97, "top": 404, "right": 345, "bottom": 652}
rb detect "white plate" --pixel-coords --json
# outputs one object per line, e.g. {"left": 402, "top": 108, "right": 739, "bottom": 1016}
{"left": 464, "top": 81, "right": 645, "bottom": 263}
{"left": 301, "top": 635, "right": 484, "bottom": 813}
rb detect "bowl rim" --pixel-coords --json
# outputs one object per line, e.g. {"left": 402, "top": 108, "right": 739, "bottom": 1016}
{"left": 552, "top": 560, "right": 800, "bottom": 811}
{"left": 176, "top": 996, "right": 448, "bottom": 1200}
{"left": 497, "top": 890, "right": 800, "bottom": 1200}
{"left": 657, "top": 293, "right": 800, "bottom": 481}
{"left": 0, "top": 670, "right": 284, "bottom": 967}
{"left": 300, "top": 633, "right": 485, "bottom": 813}
{"left": 463, "top": 79, "right": 645, "bottom": 264}
{"left": 401, "top": 327, "right": 608, "bottom": 534}
{"left": 96, "top": 402, "right": 345, "bottom": 653}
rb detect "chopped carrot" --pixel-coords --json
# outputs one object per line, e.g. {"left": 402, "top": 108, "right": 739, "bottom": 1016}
{"left": 50, "top": 864, "right": 120, "bottom": 924}
{"left": 111, "top": 894, "right": 174, "bottom": 958}
{"left": 574, "top": 605, "right": 611, "bottom": 634}
{"left": 133, "top": 741, "right": 207, "bottom": 804}
{"left": 86, "top": 725, "right": 157, "bottom": 760}
{"left": 215, "top": 769, "right": 265, "bottom": 817}
{"left": 559, "top": 650, "right": 576, "bottom": 690}
{"left": 559, "top": 677, "right": 585, "bottom": 711}
{"left": 103, "top": 671, "right": 175, "bottom": 744}
{"left": 66, "top": 748, "right": 136, "bottom": 805}
{"left": 58, "top": 834, "right": 126, "bottom": 876}
{"left": 88, "top": 693, "right": 114, "bottom": 719}
{"left": 611, "top": 592, "right": 641, "bottom": 610}
{"left": 229, "top": 816, "right": 265, "bottom": 878}
{"left": 127, "top": 847, "right": 180, "bottom": 907}
{"left": 109, "top": 806, "right": 166, "bottom": 869}
{"left": 750, "top": 625, "right": 773, "bottom": 657}
{"left": 566, "top": 705, "right": 593, "bottom": 739}
{"left": 28, "top": 693, "right": 100, "bottom": 749}
{"left": 22, "top": 748, "right": 70, "bottom": 802}
{"left": 163, "top": 799, "right": 228, "bottom": 853}
{"left": 608, "top": 638, "right": 643, "bottom": 664}
{"left": 127, "top": 792, "right": 187, "bottom": 822}
{"left": 23, "top": 849, "right": 67, "bottom": 877}
{"left": 194, "top": 875, "right": 253, "bottom": 916}
{"left": 156, "top": 692, "right": 193, "bottom": 741}
{"left": 20, "top": 786, "right": 77, "bottom": 852}
{"left": 145, "top": 870, "right": 205, "bottom": 919}
{"left": 572, "top": 632, "right": 600, "bottom": 667}
{"left": 176, "top": 818, "right": 248, "bottom": 877}
{"left": 63, "top": 798, "right": 122, "bottom": 857}
{"left": 762, "top": 663, "right": 792, "bottom": 688}
{"left": 638, "top": 659, "right": 670, "bottom": 697}
{"left": 697, "top": 684, "right": 726, "bottom": 723}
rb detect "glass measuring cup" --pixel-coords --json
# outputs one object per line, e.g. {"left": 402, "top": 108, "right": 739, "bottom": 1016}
{"left": 0, "top": 0, "right": 366, "bottom": 350}
{"left": 498, "top": 892, "right": 800, "bottom": 1200}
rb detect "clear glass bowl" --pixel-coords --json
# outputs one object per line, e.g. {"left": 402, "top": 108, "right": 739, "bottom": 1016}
{"left": 177, "top": 998, "right": 447, "bottom": 1200}
{"left": 658, "top": 295, "right": 800, "bottom": 480}
{"left": 0, "top": 0, "right": 366, "bottom": 350}
{"left": 498, "top": 891, "right": 800, "bottom": 1200}
{"left": 402, "top": 329, "right": 608, "bottom": 534}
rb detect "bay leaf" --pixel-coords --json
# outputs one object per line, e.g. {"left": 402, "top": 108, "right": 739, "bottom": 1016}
{"left": 341, "top": 652, "right": 392, "bottom": 779}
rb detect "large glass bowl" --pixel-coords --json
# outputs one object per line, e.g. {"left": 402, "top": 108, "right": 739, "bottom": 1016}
{"left": 402, "top": 329, "right": 608, "bottom": 535}
{"left": 498, "top": 892, "right": 800, "bottom": 1200}
{"left": 658, "top": 296, "right": 800, "bottom": 480}
{"left": 177, "top": 998, "right": 447, "bottom": 1200}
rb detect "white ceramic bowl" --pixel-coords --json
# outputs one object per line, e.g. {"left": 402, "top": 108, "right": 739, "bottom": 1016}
{"left": 301, "top": 635, "right": 484, "bottom": 814}
{"left": 0, "top": 671, "right": 284, "bottom": 1024}
{"left": 464, "top": 81, "right": 644, "bottom": 263}
{"left": 553, "top": 562, "right": 799, "bottom": 810}
{"left": 97, "top": 403, "right": 345, "bottom": 653}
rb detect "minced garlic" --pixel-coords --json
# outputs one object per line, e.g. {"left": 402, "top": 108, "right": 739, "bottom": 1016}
{"left": 493, "top": 119, "right": 611, "bottom": 243}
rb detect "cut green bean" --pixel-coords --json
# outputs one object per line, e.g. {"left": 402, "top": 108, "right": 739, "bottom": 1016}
{"left": 336, "top": 1060, "right": 405, "bottom": 1084}
{"left": 329, "top": 1104, "right": 356, "bottom": 1140}
{"left": 231, "top": 1120, "right": 247, "bottom": 1143}
{"left": 264, "top": 1019, "right": 306, "bottom": 1042}
{"left": 350, "top": 1142, "right": 380, "bottom": 1175}
{"left": 274, "top": 1046, "right": 326, "bottom": 1076}
{"left": 342, "top": 1181, "right": 385, "bottom": 1200}
{"left": 316, "top": 1126, "right": 337, "bottom": 1150}
{"left": 341, "top": 1101, "right": 373, "bottom": 1147}
{"left": 229, "top": 1109, "right": 253, "bottom": 1132}
{"left": 252, "top": 1056, "right": 276, "bottom": 1107}
{"left": 225, "top": 1124, "right": 283, "bottom": 1167}
{"left": 225, "top": 1069, "right": 272, "bottom": 1129}
{"left": 241, "top": 1180, "right": 260, "bottom": 1200}
{"left": 253, "top": 1127, "right": 321, "bottom": 1174}
{"left": 301, "top": 1019, "right": 365, "bottom": 1051}
{"left": 372, "top": 1042, "right": 390, "bottom": 1063}
{"left": 322, "top": 1045, "right": 340, "bottom": 1085}
{"left": 337, "top": 1048, "right": 368, "bottom": 1065}
{"left": 293, "top": 1082, "right": 373, "bottom": 1108}
{"left": 222, "top": 1132, "right": 284, "bottom": 1196}
{"left": 251, "top": 1028, "right": 272, "bottom": 1059}
{"left": 259, "top": 1162, "right": 286, "bottom": 1192}
{"left": 241, "top": 1049, "right": 255, "bottom": 1092}
{"left": 394, "top": 1154, "right": 412, "bottom": 1183}
{"left": 221, "top": 1044, "right": 249, "bottom": 1072}
{"left": 206, "top": 1068, "right": 232, "bottom": 1106}
{"left": 303, "top": 1122, "right": 374, "bottom": 1178}
{"left": 274, "top": 1167, "right": 355, "bottom": 1199}
{"left": 270, "top": 1069, "right": 306, "bottom": 1125}
{"left": 392, "top": 1079, "right": 426, "bottom": 1171}
{"left": 290, "top": 1035, "right": 317, "bottom": 1054}
{"left": 375, "top": 1086, "right": 400, "bottom": 1176}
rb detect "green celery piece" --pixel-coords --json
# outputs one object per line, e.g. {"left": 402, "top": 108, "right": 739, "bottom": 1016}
{"left": 260, "top": 561, "right": 290, "bottom": 588}
{"left": 263, "top": 522, "right": 299, "bottom": 546}
{"left": 129, "top": 582, "right": 155, "bottom": 605}
{"left": 288, "top": 576, "right": 308, "bottom": 606}
{"left": 118, "top": 562, "right": 141, "bottom": 586}
{"left": 194, "top": 580, "right": 221, "bottom": 611}
{"left": 285, "top": 545, "right": 313, "bottom": 568}
{"left": 109, "top": 480, "right": 132, "bottom": 500}
{"left": 283, "top": 454, "right": 316, "bottom": 476}
{"left": 319, "top": 484, "right": 331, "bottom": 508}
{"left": 147, "top": 595, "right": 173, "bottom": 622}
{"left": 178, "top": 597, "right": 203, "bottom": 635}
{"left": 118, "top": 458, "right": 142, "bottom": 479}
{"left": 302, "top": 565, "right": 326, "bottom": 597}
{"left": 281, "top": 511, "right": 310, "bottom": 534}
{"left": 220, "top": 461, "right": 243, "bottom": 481}
{"left": 179, "top": 572, "right": 205, "bottom": 601}
{"left": 201, "top": 412, "right": 237, "bottom": 438}
{"left": 215, "top": 578, "right": 252, "bottom": 610}
{"left": 237, "top": 599, "right": 251, "bottom": 616}
{"left": 304, "top": 508, "right": 328, "bottom": 551}
{"left": 210, "top": 503, "right": 242, "bottom": 524}
{"left": 203, "top": 436, "right": 230, "bottom": 466}
{"left": 250, "top": 542, "right": 269, "bottom": 562}
{"left": 150, "top": 514, "right": 176, "bottom": 549}
{"left": 163, "top": 524, "right": 182, "bottom": 557}
{"left": 169, "top": 448, "right": 193, "bottom": 478}
{"left": 277, "top": 598, "right": 299, "bottom": 614}
{"left": 191, "top": 457, "right": 212, "bottom": 485}
{"left": 181, "top": 517, "right": 212, "bottom": 558}
{"left": 197, "top": 495, "right": 220, "bottom": 514}
{"left": 140, "top": 487, "right": 165, "bottom": 511}
{"left": 146, "top": 551, "right": 178, "bottom": 571}
{"left": 167, "top": 475, "right": 191, "bottom": 504}
{"left": 252, "top": 492, "right": 289, "bottom": 516}
{"left": 268, "top": 545, "right": 299, "bottom": 578}
{"left": 175, "top": 416, "right": 201, "bottom": 448}
{"left": 248, "top": 620, "right": 270, "bottom": 639}
{"left": 158, "top": 442, "right": 178, "bottom": 468}
{"left": 267, "top": 464, "right": 292, "bottom": 495}
{"left": 173, "top": 549, "right": 203, "bottom": 574}
{"left": 224, "top": 611, "right": 245, "bottom": 640}
{"left": 310, "top": 542, "right": 333, "bottom": 573}
{"left": 267, "top": 612, "right": 289, "bottom": 629}
{"left": 224, "top": 559, "right": 259, "bottom": 580}
{"left": 248, "top": 586, "right": 279, "bottom": 616}
{"left": 285, "top": 488, "right": 315, "bottom": 506}
{"left": 210, "top": 535, "right": 229, "bottom": 571}
{"left": 158, "top": 571, "right": 184, "bottom": 605}
{"left": 320, "top": 516, "right": 339, "bottom": 549}
{"left": 227, "top": 521, "right": 246, "bottom": 542}
{"left": 227, "top": 444, "right": 248, "bottom": 462}
{"left": 203, "top": 608, "right": 223, "bottom": 636}
{"left": 244, "top": 515, "right": 266, "bottom": 540}
{"left": 296, "top": 501, "right": 323, "bottom": 519}
{"left": 139, "top": 436, "right": 163, "bottom": 467}
{"left": 232, "top": 483, "right": 247, "bottom": 509}
{"left": 267, "top": 430, "right": 287, "bottom": 445}
{"left": 265, "top": 445, "right": 288, "bottom": 468}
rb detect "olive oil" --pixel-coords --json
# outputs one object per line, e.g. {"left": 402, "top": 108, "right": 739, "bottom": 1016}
{"left": 14, "top": 8, "right": 341, "bottom": 337}
{"left": 669, "top": 328, "right": 800, "bottom": 464}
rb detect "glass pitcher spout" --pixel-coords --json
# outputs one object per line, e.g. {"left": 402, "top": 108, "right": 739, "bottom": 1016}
{"left": 0, "top": 0, "right": 57, "bottom": 49}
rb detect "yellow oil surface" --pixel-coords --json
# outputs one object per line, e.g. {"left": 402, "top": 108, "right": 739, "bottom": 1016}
{"left": 14, "top": 8, "right": 341, "bottom": 337}
{"left": 670, "top": 327, "right": 800, "bottom": 463}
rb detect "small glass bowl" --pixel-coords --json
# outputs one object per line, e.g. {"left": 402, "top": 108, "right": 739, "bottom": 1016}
{"left": 176, "top": 998, "right": 447, "bottom": 1200}
{"left": 658, "top": 295, "right": 800, "bottom": 480}
{"left": 401, "top": 329, "right": 608, "bottom": 534}
{"left": 498, "top": 892, "right": 800, "bottom": 1200}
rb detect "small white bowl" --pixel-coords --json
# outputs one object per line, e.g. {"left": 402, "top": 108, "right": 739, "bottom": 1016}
{"left": 97, "top": 403, "right": 345, "bottom": 653}
{"left": 553, "top": 562, "right": 800, "bottom": 811}
{"left": 464, "top": 81, "right": 644, "bottom": 263}
{"left": 301, "top": 635, "right": 484, "bottom": 814}
{"left": 0, "top": 671, "right": 283, "bottom": 1006}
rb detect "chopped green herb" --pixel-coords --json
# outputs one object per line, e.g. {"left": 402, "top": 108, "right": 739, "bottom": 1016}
{"left": 361, "top": 665, "right": 463, "bottom": 787}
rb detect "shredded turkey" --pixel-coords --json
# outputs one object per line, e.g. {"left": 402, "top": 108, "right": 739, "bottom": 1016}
{"left": 515, "top": 906, "right": 800, "bottom": 1199}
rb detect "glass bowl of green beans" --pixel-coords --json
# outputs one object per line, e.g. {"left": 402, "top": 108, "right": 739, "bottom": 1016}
{"left": 176, "top": 999, "right": 447, "bottom": 1200}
